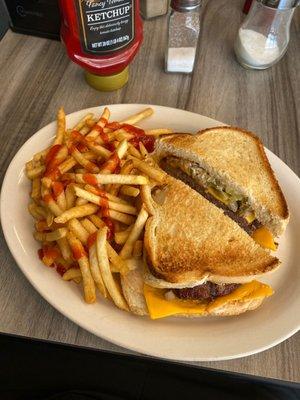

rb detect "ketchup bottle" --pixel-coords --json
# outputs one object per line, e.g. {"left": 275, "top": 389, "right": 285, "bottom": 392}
{"left": 59, "top": 1, "right": 143, "bottom": 91}
{"left": 243, "top": 0, "right": 253, "bottom": 14}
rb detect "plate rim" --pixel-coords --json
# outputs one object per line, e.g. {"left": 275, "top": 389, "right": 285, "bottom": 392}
{"left": 1, "top": 104, "right": 300, "bottom": 362}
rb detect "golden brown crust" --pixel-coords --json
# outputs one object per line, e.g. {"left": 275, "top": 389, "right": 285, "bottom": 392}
{"left": 144, "top": 176, "right": 280, "bottom": 284}
{"left": 197, "top": 126, "right": 289, "bottom": 219}
{"left": 156, "top": 127, "right": 289, "bottom": 227}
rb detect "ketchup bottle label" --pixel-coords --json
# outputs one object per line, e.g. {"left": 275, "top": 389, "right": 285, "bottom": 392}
{"left": 75, "top": 0, "right": 134, "bottom": 54}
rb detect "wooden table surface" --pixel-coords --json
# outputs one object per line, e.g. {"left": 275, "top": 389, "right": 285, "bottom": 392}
{"left": 0, "top": 0, "right": 299, "bottom": 382}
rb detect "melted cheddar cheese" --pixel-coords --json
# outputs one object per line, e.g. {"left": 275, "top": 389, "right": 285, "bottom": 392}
{"left": 144, "top": 281, "right": 273, "bottom": 320}
{"left": 205, "top": 187, "right": 230, "bottom": 205}
{"left": 204, "top": 189, "right": 277, "bottom": 251}
{"left": 251, "top": 226, "right": 277, "bottom": 251}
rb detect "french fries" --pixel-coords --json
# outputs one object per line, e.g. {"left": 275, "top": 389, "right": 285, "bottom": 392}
{"left": 120, "top": 207, "right": 149, "bottom": 259}
{"left": 54, "top": 107, "right": 66, "bottom": 145}
{"left": 75, "top": 174, "right": 148, "bottom": 185}
{"left": 26, "top": 105, "right": 172, "bottom": 311}
{"left": 67, "top": 231, "right": 96, "bottom": 303}
{"left": 54, "top": 203, "right": 99, "bottom": 224}
{"left": 96, "top": 227, "right": 128, "bottom": 311}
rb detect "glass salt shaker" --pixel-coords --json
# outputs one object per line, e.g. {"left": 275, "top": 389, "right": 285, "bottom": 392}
{"left": 165, "top": 0, "right": 202, "bottom": 74}
{"left": 140, "top": 0, "right": 169, "bottom": 19}
{"left": 234, "top": 0, "right": 299, "bottom": 70}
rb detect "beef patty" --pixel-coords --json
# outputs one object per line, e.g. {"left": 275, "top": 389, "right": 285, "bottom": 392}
{"left": 160, "top": 159, "right": 261, "bottom": 235}
{"left": 174, "top": 282, "right": 240, "bottom": 300}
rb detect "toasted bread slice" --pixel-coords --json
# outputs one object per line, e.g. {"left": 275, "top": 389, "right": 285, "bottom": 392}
{"left": 121, "top": 263, "right": 267, "bottom": 318}
{"left": 144, "top": 176, "right": 279, "bottom": 284}
{"left": 155, "top": 127, "right": 289, "bottom": 236}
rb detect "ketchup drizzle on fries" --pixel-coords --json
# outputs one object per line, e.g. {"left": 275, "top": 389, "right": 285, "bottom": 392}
{"left": 26, "top": 106, "right": 171, "bottom": 308}
{"left": 52, "top": 182, "right": 64, "bottom": 200}
{"left": 87, "top": 232, "right": 97, "bottom": 249}
{"left": 83, "top": 174, "right": 98, "bottom": 186}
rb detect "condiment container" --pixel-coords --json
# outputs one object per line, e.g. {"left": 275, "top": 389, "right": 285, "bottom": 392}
{"left": 165, "top": 0, "right": 202, "bottom": 74}
{"left": 59, "top": 0, "right": 143, "bottom": 91}
{"left": 140, "top": 0, "right": 169, "bottom": 19}
{"left": 243, "top": 0, "right": 254, "bottom": 14}
{"left": 235, "top": 0, "right": 299, "bottom": 70}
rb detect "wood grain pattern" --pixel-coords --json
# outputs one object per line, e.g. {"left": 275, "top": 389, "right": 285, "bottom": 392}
{"left": 0, "top": 0, "right": 299, "bottom": 381}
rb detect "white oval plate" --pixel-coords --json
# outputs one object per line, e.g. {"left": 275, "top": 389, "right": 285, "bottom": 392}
{"left": 1, "top": 104, "right": 300, "bottom": 361}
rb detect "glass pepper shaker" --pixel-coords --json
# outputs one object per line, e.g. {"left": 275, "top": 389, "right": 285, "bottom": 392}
{"left": 165, "top": 0, "right": 202, "bottom": 74}
{"left": 235, "top": 0, "right": 299, "bottom": 70}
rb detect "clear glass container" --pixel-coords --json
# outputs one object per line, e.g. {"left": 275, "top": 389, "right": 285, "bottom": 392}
{"left": 234, "top": 0, "right": 298, "bottom": 70}
{"left": 165, "top": 0, "right": 202, "bottom": 74}
{"left": 140, "top": 0, "right": 169, "bottom": 19}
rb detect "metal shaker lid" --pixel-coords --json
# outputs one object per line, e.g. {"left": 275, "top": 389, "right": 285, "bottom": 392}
{"left": 170, "top": 0, "right": 202, "bottom": 12}
{"left": 259, "top": 0, "right": 299, "bottom": 9}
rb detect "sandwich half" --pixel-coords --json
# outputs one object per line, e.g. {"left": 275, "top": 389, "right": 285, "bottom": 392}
{"left": 121, "top": 177, "right": 278, "bottom": 319}
{"left": 155, "top": 127, "right": 289, "bottom": 250}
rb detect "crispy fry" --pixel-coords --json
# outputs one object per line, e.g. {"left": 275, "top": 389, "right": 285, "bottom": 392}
{"left": 54, "top": 203, "right": 99, "bottom": 224}
{"left": 133, "top": 240, "right": 143, "bottom": 257}
{"left": 88, "top": 214, "right": 105, "bottom": 229}
{"left": 75, "top": 173, "right": 148, "bottom": 185}
{"left": 103, "top": 209, "right": 135, "bottom": 225}
{"left": 99, "top": 140, "right": 128, "bottom": 174}
{"left": 139, "top": 142, "right": 148, "bottom": 157}
{"left": 68, "top": 218, "right": 89, "bottom": 244}
{"left": 28, "top": 202, "right": 47, "bottom": 220}
{"left": 54, "top": 107, "right": 66, "bottom": 145}
{"left": 58, "top": 151, "right": 96, "bottom": 175}
{"left": 67, "top": 231, "right": 96, "bottom": 303}
{"left": 67, "top": 143, "right": 99, "bottom": 173}
{"left": 114, "top": 131, "right": 134, "bottom": 141}
{"left": 31, "top": 178, "right": 41, "bottom": 201}
{"left": 59, "top": 156, "right": 77, "bottom": 174}
{"left": 144, "top": 128, "right": 173, "bottom": 136}
{"left": 52, "top": 182, "right": 67, "bottom": 211}
{"left": 46, "top": 210, "right": 54, "bottom": 227}
{"left": 34, "top": 228, "right": 68, "bottom": 242}
{"left": 85, "top": 141, "right": 111, "bottom": 159}
{"left": 26, "top": 165, "right": 45, "bottom": 180}
{"left": 81, "top": 218, "right": 97, "bottom": 234}
{"left": 89, "top": 243, "right": 107, "bottom": 297}
{"left": 140, "top": 184, "right": 156, "bottom": 215}
{"left": 75, "top": 197, "right": 89, "bottom": 206}
{"left": 114, "top": 225, "right": 133, "bottom": 244}
{"left": 41, "top": 186, "right": 63, "bottom": 217}
{"left": 65, "top": 184, "right": 76, "bottom": 209}
{"left": 35, "top": 220, "right": 49, "bottom": 232}
{"left": 120, "top": 207, "right": 149, "bottom": 259}
{"left": 84, "top": 184, "right": 129, "bottom": 205}
{"left": 63, "top": 268, "right": 82, "bottom": 281}
{"left": 130, "top": 158, "right": 167, "bottom": 183}
{"left": 128, "top": 144, "right": 142, "bottom": 159}
{"left": 109, "top": 160, "right": 134, "bottom": 196}
{"left": 106, "top": 243, "right": 130, "bottom": 275}
{"left": 96, "top": 227, "right": 128, "bottom": 310}
{"left": 86, "top": 107, "right": 110, "bottom": 141}
{"left": 72, "top": 113, "right": 94, "bottom": 131}
{"left": 120, "top": 185, "right": 140, "bottom": 197}
{"left": 33, "top": 148, "right": 49, "bottom": 162}
{"left": 57, "top": 237, "right": 72, "bottom": 261}
{"left": 74, "top": 186, "right": 137, "bottom": 215}
{"left": 120, "top": 108, "right": 154, "bottom": 125}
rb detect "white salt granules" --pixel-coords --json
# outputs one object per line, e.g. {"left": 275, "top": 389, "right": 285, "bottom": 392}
{"left": 235, "top": 29, "right": 280, "bottom": 68}
{"left": 166, "top": 47, "right": 196, "bottom": 73}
